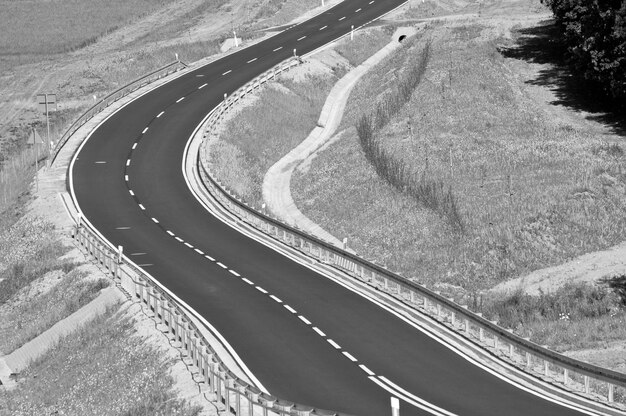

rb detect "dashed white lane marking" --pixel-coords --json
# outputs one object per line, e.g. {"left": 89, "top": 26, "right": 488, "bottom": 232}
{"left": 369, "top": 0, "right": 374, "bottom": 3}
{"left": 132, "top": 143, "right": 138, "bottom": 150}
{"left": 167, "top": 230, "right": 175, "bottom": 236}
{"left": 242, "top": 278, "right": 254, "bottom": 285}
{"left": 157, "top": 111, "right": 165, "bottom": 118}
{"left": 256, "top": 286, "right": 268, "bottom": 294}
{"left": 297, "top": 36, "right": 306, "bottom": 41}
{"left": 319, "top": 25, "right": 327, "bottom": 30}
{"left": 198, "top": 83, "right": 208, "bottom": 89}
{"left": 137, "top": 263, "right": 153, "bottom": 267}
{"left": 273, "top": 46, "right": 283, "bottom": 51}
{"left": 327, "top": 339, "right": 341, "bottom": 349}
{"left": 95, "top": 161, "right": 106, "bottom": 164}
{"left": 313, "top": 327, "right": 326, "bottom": 337}
{"left": 360, "top": 364, "right": 375, "bottom": 376}
{"left": 175, "top": 236, "right": 184, "bottom": 242}
{"left": 138, "top": 204, "right": 145, "bottom": 210}
{"left": 284, "top": 304, "right": 297, "bottom": 314}
{"left": 115, "top": 226, "right": 131, "bottom": 230}
{"left": 217, "top": 262, "right": 228, "bottom": 269}
{"left": 194, "top": 248, "right": 204, "bottom": 255}
{"left": 176, "top": 97, "right": 185, "bottom": 103}
{"left": 128, "top": 190, "right": 134, "bottom": 196}
{"left": 229, "top": 269, "right": 240, "bottom": 277}
{"left": 126, "top": 159, "right": 131, "bottom": 166}
{"left": 130, "top": 252, "right": 146, "bottom": 256}
{"left": 356, "top": 8, "right": 362, "bottom": 12}
{"left": 222, "top": 70, "right": 232, "bottom": 75}
{"left": 142, "top": 127, "right": 149, "bottom": 134}
{"left": 125, "top": 175, "right": 129, "bottom": 181}
{"left": 205, "top": 254, "right": 215, "bottom": 261}
{"left": 298, "top": 315, "right": 311, "bottom": 325}
{"left": 151, "top": 217, "right": 159, "bottom": 223}
{"left": 184, "top": 242, "right": 193, "bottom": 248}
{"left": 247, "top": 58, "right": 257, "bottom": 63}
{"left": 343, "top": 351, "right": 358, "bottom": 362}
{"left": 339, "top": 16, "right": 346, "bottom": 20}
{"left": 270, "top": 295, "right": 282, "bottom": 303}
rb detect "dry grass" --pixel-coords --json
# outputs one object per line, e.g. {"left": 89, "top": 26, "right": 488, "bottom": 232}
{"left": 293, "top": 24, "right": 626, "bottom": 301}
{"left": 210, "top": 74, "right": 338, "bottom": 206}
{"left": 0, "top": 307, "right": 201, "bottom": 416}
{"left": 333, "top": 27, "right": 395, "bottom": 66}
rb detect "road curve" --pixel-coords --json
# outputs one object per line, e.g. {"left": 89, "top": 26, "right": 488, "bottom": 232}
{"left": 72, "top": 1, "right": 599, "bottom": 415}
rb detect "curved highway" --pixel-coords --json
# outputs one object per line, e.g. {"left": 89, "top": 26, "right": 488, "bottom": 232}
{"left": 72, "top": 1, "right": 600, "bottom": 415}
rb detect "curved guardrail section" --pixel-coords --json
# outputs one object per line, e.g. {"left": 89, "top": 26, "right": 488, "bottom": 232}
{"left": 51, "top": 60, "right": 187, "bottom": 165}
{"left": 197, "top": 58, "right": 626, "bottom": 411}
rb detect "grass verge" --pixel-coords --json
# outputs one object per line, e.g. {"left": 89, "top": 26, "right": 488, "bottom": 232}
{"left": 0, "top": 306, "right": 201, "bottom": 416}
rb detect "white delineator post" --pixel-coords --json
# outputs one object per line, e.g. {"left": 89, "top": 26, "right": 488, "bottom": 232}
{"left": 233, "top": 31, "right": 239, "bottom": 47}
{"left": 391, "top": 397, "right": 400, "bottom": 416}
{"left": 351, "top": 25, "right": 355, "bottom": 40}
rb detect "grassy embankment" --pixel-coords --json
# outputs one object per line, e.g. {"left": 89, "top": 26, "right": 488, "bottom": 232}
{"left": 209, "top": 27, "right": 393, "bottom": 206}
{"left": 290, "top": 24, "right": 626, "bottom": 351}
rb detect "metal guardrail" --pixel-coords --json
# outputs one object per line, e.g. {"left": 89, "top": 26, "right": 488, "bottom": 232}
{"left": 197, "top": 58, "right": 626, "bottom": 410}
{"left": 51, "top": 60, "right": 187, "bottom": 165}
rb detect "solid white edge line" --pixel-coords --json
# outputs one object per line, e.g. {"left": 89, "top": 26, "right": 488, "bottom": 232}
{"left": 270, "top": 295, "right": 282, "bottom": 303}
{"left": 217, "top": 262, "right": 228, "bottom": 269}
{"left": 242, "top": 278, "right": 254, "bottom": 285}
{"left": 298, "top": 315, "right": 311, "bottom": 325}
{"left": 157, "top": 111, "right": 165, "bottom": 117}
{"left": 379, "top": 376, "right": 458, "bottom": 416}
{"left": 369, "top": 376, "right": 450, "bottom": 416}
{"left": 255, "top": 286, "right": 268, "bottom": 294}
{"left": 313, "top": 327, "right": 326, "bottom": 337}
{"left": 284, "top": 305, "right": 297, "bottom": 314}
{"left": 360, "top": 364, "right": 375, "bottom": 376}
{"left": 342, "top": 351, "right": 357, "bottom": 362}
{"left": 228, "top": 269, "right": 240, "bottom": 277}
{"left": 327, "top": 339, "right": 341, "bottom": 349}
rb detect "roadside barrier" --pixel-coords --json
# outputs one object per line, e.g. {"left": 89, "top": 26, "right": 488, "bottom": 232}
{"left": 197, "top": 58, "right": 626, "bottom": 412}
{"left": 51, "top": 60, "right": 187, "bottom": 165}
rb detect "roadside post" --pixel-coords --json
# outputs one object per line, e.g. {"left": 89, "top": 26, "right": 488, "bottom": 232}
{"left": 26, "top": 128, "right": 45, "bottom": 192}
{"left": 36, "top": 93, "right": 56, "bottom": 166}
{"left": 391, "top": 397, "right": 400, "bottom": 416}
{"left": 351, "top": 25, "right": 355, "bottom": 40}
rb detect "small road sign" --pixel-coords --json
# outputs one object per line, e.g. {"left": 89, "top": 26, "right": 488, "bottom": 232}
{"left": 37, "top": 94, "right": 56, "bottom": 114}
{"left": 27, "top": 129, "right": 44, "bottom": 145}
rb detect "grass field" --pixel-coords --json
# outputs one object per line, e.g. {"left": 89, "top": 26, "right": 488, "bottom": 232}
{"left": 294, "top": 23, "right": 626, "bottom": 296}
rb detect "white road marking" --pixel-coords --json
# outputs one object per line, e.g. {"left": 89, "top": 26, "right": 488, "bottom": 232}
{"left": 95, "top": 161, "right": 106, "bottom": 164}
{"left": 297, "top": 36, "right": 306, "bottom": 41}
{"left": 126, "top": 159, "right": 131, "bottom": 166}
{"left": 273, "top": 47, "right": 283, "bottom": 52}
{"left": 137, "top": 263, "right": 153, "bottom": 267}
{"left": 128, "top": 190, "right": 134, "bottom": 196}
{"left": 256, "top": 286, "right": 268, "bottom": 294}
{"left": 313, "top": 327, "right": 326, "bottom": 337}
{"left": 242, "top": 278, "right": 254, "bottom": 285}
{"left": 228, "top": 269, "right": 240, "bottom": 277}
{"left": 360, "top": 364, "right": 375, "bottom": 376}
{"left": 222, "top": 70, "right": 232, "bottom": 75}
{"left": 270, "top": 295, "right": 282, "bottom": 303}
{"left": 284, "top": 304, "right": 297, "bottom": 314}
{"left": 115, "top": 226, "right": 130, "bottom": 230}
{"left": 167, "top": 230, "right": 175, "bottom": 236}
{"left": 142, "top": 127, "right": 149, "bottom": 134}
{"left": 319, "top": 25, "right": 327, "bottom": 30}
{"left": 327, "top": 339, "right": 341, "bottom": 349}
{"left": 205, "top": 255, "right": 215, "bottom": 261}
{"left": 247, "top": 58, "right": 257, "bottom": 63}
{"left": 125, "top": 175, "right": 129, "bottom": 181}
{"left": 194, "top": 248, "right": 204, "bottom": 255}
{"left": 298, "top": 315, "right": 311, "bottom": 325}
{"left": 198, "top": 83, "right": 208, "bottom": 89}
{"left": 157, "top": 111, "right": 165, "bottom": 118}
{"left": 132, "top": 143, "right": 137, "bottom": 150}
{"left": 151, "top": 217, "right": 159, "bottom": 223}
{"left": 356, "top": 8, "right": 362, "bottom": 12}
{"left": 138, "top": 204, "right": 145, "bottom": 210}
{"left": 175, "top": 236, "right": 184, "bottom": 242}
{"left": 184, "top": 242, "right": 193, "bottom": 248}
{"left": 130, "top": 252, "right": 146, "bottom": 256}
{"left": 217, "top": 262, "right": 228, "bottom": 269}
{"left": 343, "top": 351, "right": 358, "bottom": 362}
{"left": 339, "top": 16, "right": 346, "bottom": 20}
{"left": 369, "top": 0, "right": 374, "bottom": 3}
{"left": 176, "top": 97, "right": 185, "bottom": 103}
{"left": 375, "top": 376, "right": 459, "bottom": 416}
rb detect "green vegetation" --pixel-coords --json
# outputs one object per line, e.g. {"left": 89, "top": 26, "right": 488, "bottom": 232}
{"left": 0, "top": 308, "right": 201, "bottom": 416}
{"left": 542, "top": 0, "right": 626, "bottom": 100}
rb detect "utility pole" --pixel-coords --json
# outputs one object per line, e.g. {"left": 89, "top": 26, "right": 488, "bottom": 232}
{"left": 37, "top": 93, "right": 57, "bottom": 165}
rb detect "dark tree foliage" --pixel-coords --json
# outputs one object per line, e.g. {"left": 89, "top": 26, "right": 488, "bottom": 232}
{"left": 543, "top": 0, "right": 626, "bottom": 100}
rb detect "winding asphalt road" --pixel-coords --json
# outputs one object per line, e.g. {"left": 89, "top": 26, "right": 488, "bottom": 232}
{"left": 72, "top": 1, "right": 598, "bottom": 415}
